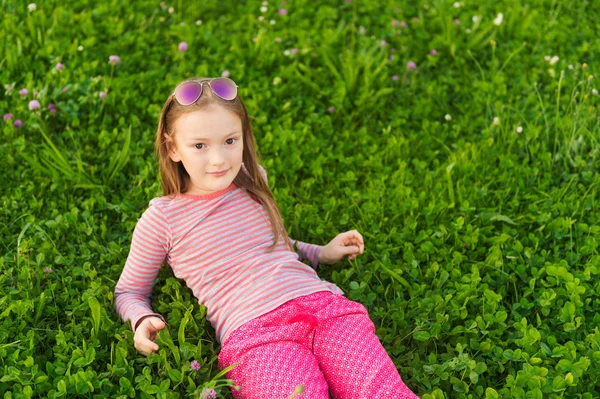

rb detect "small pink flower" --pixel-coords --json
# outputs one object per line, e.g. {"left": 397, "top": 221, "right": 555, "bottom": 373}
{"left": 109, "top": 55, "right": 121, "bottom": 65}
{"left": 430, "top": 49, "right": 437, "bottom": 56}
{"left": 14, "top": 120, "right": 22, "bottom": 128}
{"left": 291, "top": 48, "right": 298, "bottom": 54}
{"left": 407, "top": 61, "right": 417, "bottom": 70}
{"left": 178, "top": 41, "right": 188, "bottom": 51}
{"left": 4, "top": 113, "right": 13, "bottom": 121}
{"left": 391, "top": 48, "right": 397, "bottom": 54}
{"left": 328, "top": 106, "right": 335, "bottom": 113}
{"left": 401, "top": 21, "right": 407, "bottom": 28}
{"left": 380, "top": 40, "right": 387, "bottom": 46}
{"left": 413, "top": 17, "right": 419, "bottom": 23}
{"left": 44, "top": 267, "right": 53, "bottom": 274}
{"left": 454, "top": 19, "right": 460, "bottom": 25}
{"left": 56, "top": 63, "right": 64, "bottom": 70}
{"left": 201, "top": 389, "right": 216, "bottom": 399}
{"left": 62, "top": 87, "right": 68, "bottom": 93}
{"left": 19, "top": 88, "right": 28, "bottom": 96}
{"left": 221, "top": 70, "right": 230, "bottom": 78}
{"left": 359, "top": 26, "right": 366, "bottom": 34}
{"left": 388, "top": 55, "right": 394, "bottom": 61}
{"left": 29, "top": 100, "right": 40, "bottom": 111}
{"left": 278, "top": 8, "right": 287, "bottom": 15}
{"left": 392, "top": 75, "right": 399, "bottom": 81}
{"left": 191, "top": 360, "right": 201, "bottom": 370}
{"left": 99, "top": 91, "right": 107, "bottom": 99}
{"left": 392, "top": 20, "right": 399, "bottom": 27}
{"left": 48, "top": 103, "right": 57, "bottom": 113}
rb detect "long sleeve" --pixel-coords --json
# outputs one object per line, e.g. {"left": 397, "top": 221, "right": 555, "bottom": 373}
{"left": 289, "top": 238, "right": 323, "bottom": 270}
{"left": 114, "top": 200, "right": 172, "bottom": 333}
{"left": 257, "top": 163, "right": 323, "bottom": 270}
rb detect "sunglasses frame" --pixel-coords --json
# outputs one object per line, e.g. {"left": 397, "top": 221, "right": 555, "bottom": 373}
{"left": 171, "top": 77, "right": 239, "bottom": 105}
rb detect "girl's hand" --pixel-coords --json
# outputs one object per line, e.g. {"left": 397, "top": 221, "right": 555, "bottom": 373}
{"left": 318, "top": 230, "right": 365, "bottom": 265}
{"left": 134, "top": 316, "right": 166, "bottom": 357}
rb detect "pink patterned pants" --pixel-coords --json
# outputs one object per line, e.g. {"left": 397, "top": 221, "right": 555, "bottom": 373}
{"left": 218, "top": 290, "right": 420, "bottom": 399}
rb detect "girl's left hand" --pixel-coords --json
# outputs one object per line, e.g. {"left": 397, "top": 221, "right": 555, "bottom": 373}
{"left": 318, "top": 230, "right": 365, "bottom": 265}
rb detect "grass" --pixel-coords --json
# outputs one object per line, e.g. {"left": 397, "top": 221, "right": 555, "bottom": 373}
{"left": 1, "top": 0, "right": 599, "bottom": 397}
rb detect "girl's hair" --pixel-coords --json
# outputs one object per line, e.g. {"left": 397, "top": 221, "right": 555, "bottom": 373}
{"left": 154, "top": 76, "right": 294, "bottom": 254}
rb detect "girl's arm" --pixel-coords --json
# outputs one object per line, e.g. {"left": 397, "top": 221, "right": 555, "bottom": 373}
{"left": 114, "top": 201, "right": 171, "bottom": 333}
{"left": 257, "top": 164, "right": 323, "bottom": 270}
{"left": 289, "top": 238, "right": 323, "bottom": 270}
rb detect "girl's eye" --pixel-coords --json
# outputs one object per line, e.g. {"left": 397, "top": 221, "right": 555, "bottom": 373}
{"left": 194, "top": 138, "right": 237, "bottom": 150}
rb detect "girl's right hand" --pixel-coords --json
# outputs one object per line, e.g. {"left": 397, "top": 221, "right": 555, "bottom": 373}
{"left": 134, "top": 316, "right": 166, "bottom": 356}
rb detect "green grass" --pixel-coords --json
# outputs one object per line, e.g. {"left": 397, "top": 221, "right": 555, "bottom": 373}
{"left": 1, "top": 0, "right": 599, "bottom": 397}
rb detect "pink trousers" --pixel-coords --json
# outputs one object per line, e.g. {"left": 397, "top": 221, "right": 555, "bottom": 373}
{"left": 217, "top": 290, "right": 420, "bottom": 399}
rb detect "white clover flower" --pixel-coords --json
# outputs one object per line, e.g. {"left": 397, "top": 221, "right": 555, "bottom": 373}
{"left": 28, "top": 3, "right": 36, "bottom": 12}
{"left": 270, "top": 19, "right": 276, "bottom": 25}
{"left": 453, "top": 2, "right": 461, "bottom": 8}
{"left": 544, "top": 55, "right": 551, "bottom": 62}
{"left": 465, "top": 28, "right": 471, "bottom": 34}
{"left": 550, "top": 56, "right": 559, "bottom": 65}
{"left": 78, "top": 45, "right": 84, "bottom": 51}
{"left": 568, "top": 64, "right": 574, "bottom": 70}
{"left": 196, "top": 19, "right": 202, "bottom": 25}
{"left": 516, "top": 126, "right": 523, "bottom": 133}
{"left": 262, "top": 0, "right": 268, "bottom": 5}
{"left": 260, "top": 6, "right": 268, "bottom": 12}
{"left": 548, "top": 68, "right": 556, "bottom": 78}
{"left": 284, "top": 49, "right": 290, "bottom": 56}
{"left": 493, "top": 13, "right": 503, "bottom": 26}
{"left": 273, "top": 77, "right": 282, "bottom": 85}
{"left": 258, "top": 16, "right": 264, "bottom": 21}
{"left": 472, "top": 15, "right": 480, "bottom": 23}
{"left": 493, "top": 117, "right": 500, "bottom": 125}
{"left": 593, "top": 89, "right": 599, "bottom": 96}
{"left": 168, "top": 7, "right": 174, "bottom": 13}
{"left": 445, "top": 114, "right": 452, "bottom": 121}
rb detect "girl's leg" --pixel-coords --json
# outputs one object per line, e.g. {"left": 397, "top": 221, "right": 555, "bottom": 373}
{"left": 219, "top": 340, "right": 330, "bottom": 399}
{"left": 312, "top": 312, "right": 420, "bottom": 399}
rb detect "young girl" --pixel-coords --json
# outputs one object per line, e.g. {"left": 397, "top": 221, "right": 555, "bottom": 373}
{"left": 114, "top": 76, "right": 420, "bottom": 399}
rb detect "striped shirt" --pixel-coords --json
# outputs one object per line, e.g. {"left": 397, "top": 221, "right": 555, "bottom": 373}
{"left": 114, "top": 163, "right": 344, "bottom": 345}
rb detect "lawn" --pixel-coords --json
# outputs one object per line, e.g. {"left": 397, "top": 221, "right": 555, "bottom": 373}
{"left": 1, "top": 0, "right": 599, "bottom": 398}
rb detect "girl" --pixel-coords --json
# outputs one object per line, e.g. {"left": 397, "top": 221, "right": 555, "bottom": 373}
{"left": 114, "top": 76, "right": 419, "bottom": 399}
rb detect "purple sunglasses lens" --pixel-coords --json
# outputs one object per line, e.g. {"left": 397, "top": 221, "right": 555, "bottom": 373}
{"left": 211, "top": 78, "right": 237, "bottom": 100}
{"left": 176, "top": 82, "right": 202, "bottom": 105}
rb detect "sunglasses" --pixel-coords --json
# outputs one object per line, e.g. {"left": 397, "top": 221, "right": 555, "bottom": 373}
{"left": 171, "top": 77, "right": 238, "bottom": 105}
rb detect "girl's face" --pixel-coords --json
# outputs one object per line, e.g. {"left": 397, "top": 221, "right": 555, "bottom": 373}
{"left": 168, "top": 106, "right": 244, "bottom": 196}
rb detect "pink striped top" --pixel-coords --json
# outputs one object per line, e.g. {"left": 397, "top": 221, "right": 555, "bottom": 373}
{"left": 114, "top": 163, "right": 344, "bottom": 345}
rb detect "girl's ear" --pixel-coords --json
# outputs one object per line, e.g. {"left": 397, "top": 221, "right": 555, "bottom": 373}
{"left": 164, "top": 133, "right": 181, "bottom": 163}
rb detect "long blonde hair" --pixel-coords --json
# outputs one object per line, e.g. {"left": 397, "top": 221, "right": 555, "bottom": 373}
{"left": 154, "top": 76, "right": 294, "bottom": 253}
